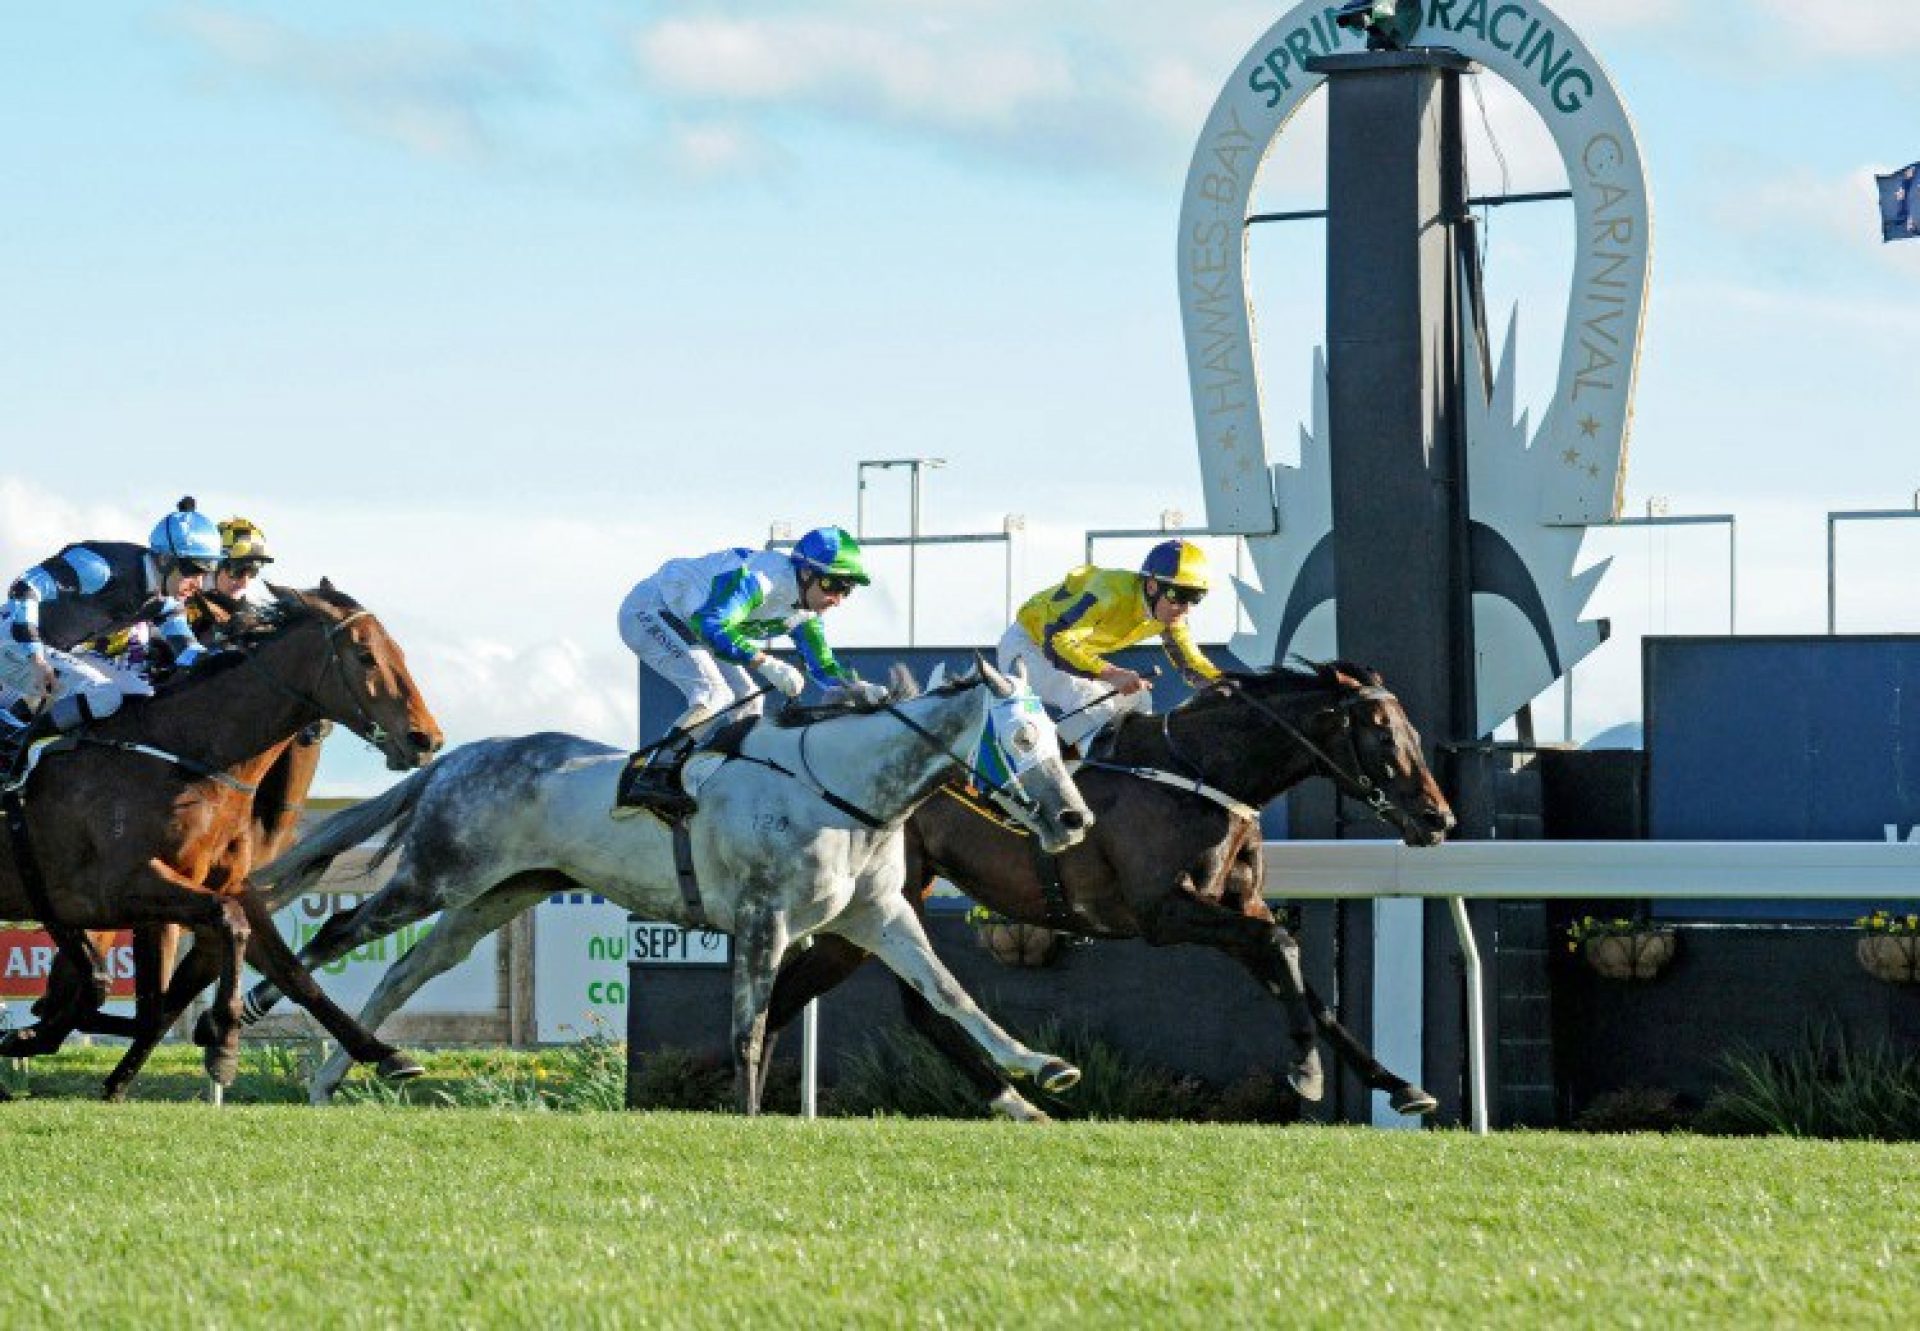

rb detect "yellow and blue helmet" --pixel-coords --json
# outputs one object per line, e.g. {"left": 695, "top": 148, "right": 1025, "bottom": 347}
{"left": 792, "top": 526, "right": 870, "bottom": 586}
{"left": 1140, "top": 539, "right": 1211, "bottom": 592}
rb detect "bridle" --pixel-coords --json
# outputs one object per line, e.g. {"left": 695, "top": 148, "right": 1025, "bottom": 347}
{"left": 1167, "top": 677, "right": 1418, "bottom": 828}
{"left": 240, "top": 610, "right": 397, "bottom": 756}
{"left": 788, "top": 681, "right": 1054, "bottom": 830}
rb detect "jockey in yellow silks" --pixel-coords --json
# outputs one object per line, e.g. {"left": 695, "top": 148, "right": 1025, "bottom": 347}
{"left": 998, "top": 539, "right": 1222, "bottom": 756}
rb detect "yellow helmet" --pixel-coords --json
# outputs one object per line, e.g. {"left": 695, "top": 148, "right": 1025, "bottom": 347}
{"left": 1141, "top": 539, "right": 1210, "bottom": 592}
{"left": 218, "top": 516, "right": 274, "bottom": 568}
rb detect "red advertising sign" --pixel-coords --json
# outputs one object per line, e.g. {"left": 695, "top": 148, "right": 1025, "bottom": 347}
{"left": 0, "top": 929, "right": 137, "bottom": 1000}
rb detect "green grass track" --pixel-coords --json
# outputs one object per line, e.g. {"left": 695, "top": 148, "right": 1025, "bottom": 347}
{"left": 2, "top": 1106, "right": 1917, "bottom": 1328}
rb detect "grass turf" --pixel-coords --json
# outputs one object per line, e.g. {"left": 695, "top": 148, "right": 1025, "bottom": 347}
{"left": 1, "top": 1096, "right": 1917, "bottom": 1328}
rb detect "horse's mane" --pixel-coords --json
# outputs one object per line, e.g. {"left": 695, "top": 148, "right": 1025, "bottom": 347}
{"left": 1184, "top": 657, "right": 1384, "bottom": 711}
{"left": 768, "top": 663, "right": 972, "bottom": 728}
{"left": 147, "top": 583, "right": 362, "bottom": 698}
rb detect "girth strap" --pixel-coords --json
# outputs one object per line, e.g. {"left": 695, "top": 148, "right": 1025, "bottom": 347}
{"left": 1027, "top": 841, "right": 1075, "bottom": 932}
{"left": 1076, "top": 759, "right": 1260, "bottom": 822}
{"left": 671, "top": 821, "right": 708, "bottom": 930}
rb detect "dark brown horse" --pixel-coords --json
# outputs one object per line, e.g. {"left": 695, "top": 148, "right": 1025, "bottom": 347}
{"left": 761, "top": 660, "right": 1455, "bottom": 1119}
{"left": 8, "top": 719, "right": 335, "bottom": 1086}
{"left": 0, "top": 584, "right": 442, "bottom": 1094}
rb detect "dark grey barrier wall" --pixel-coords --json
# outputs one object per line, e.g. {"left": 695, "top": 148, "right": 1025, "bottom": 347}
{"left": 626, "top": 913, "right": 1310, "bottom": 1106}
{"left": 1548, "top": 636, "right": 1920, "bottom": 1118}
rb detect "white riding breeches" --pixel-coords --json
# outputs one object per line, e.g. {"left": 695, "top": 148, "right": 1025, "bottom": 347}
{"left": 620, "top": 592, "right": 762, "bottom": 734}
{"left": 0, "top": 641, "right": 152, "bottom": 728}
{"left": 996, "top": 624, "right": 1150, "bottom": 753}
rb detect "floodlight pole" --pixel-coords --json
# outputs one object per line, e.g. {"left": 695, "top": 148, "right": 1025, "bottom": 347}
{"left": 857, "top": 458, "right": 946, "bottom": 646}
{"left": 1826, "top": 508, "right": 1920, "bottom": 634}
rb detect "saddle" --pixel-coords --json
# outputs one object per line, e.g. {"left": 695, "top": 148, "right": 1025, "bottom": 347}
{"left": 612, "top": 717, "right": 758, "bottom": 823}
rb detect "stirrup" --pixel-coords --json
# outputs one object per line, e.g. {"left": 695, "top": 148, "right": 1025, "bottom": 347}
{"left": 612, "top": 752, "right": 696, "bottom": 822}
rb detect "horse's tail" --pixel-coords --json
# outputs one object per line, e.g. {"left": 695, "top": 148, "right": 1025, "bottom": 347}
{"left": 253, "top": 765, "right": 435, "bottom": 898}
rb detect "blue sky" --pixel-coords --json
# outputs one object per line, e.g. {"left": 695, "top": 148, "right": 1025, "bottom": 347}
{"left": 3, "top": 1, "right": 1918, "bottom": 791}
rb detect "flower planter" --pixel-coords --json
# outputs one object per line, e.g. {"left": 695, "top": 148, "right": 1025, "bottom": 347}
{"left": 1856, "top": 934, "right": 1920, "bottom": 984}
{"left": 975, "top": 920, "right": 1066, "bottom": 968}
{"left": 1582, "top": 930, "right": 1677, "bottom": 981}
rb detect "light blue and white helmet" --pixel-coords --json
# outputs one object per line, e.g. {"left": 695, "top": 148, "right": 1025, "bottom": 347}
{"left": 148, "top": 496, "right": 223, "bottom": 568}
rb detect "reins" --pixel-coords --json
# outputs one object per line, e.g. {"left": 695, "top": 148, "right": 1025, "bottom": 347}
{"left": 1185, "top": 677, "right": 1411, "bottom": 825}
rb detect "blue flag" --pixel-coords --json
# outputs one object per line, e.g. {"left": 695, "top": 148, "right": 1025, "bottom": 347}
{"left": 1879, "top": 162, "right": 1919, "bottom": 242}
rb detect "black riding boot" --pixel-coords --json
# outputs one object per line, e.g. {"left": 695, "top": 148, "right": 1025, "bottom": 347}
{"left": 613, "top": 741, "right": 696, "bottom": 821}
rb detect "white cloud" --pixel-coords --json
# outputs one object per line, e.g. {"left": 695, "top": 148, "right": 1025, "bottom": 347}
{"left": 168, "top": 5, "right": 551, "bottom": 162}
{"left": 1756, "top": 0, "right": 1920, "bottom": 55}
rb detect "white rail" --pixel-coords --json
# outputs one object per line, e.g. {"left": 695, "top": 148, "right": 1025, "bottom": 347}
{"left": 1263, "top": 840, "right": 1920, "bottom": 1133}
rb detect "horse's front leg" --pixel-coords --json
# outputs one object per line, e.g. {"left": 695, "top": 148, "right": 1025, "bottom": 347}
{"left": 1134, "top": 890, "right": 1325, "bottom": 1103}
{"left": 829, "top": 891, "right": 1079, "bottom": 1095}
{"left": 729, "top": 906, "right": 790, "bottom": 1115}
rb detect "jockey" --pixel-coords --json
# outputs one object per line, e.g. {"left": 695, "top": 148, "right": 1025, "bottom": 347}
{"left": 613, "top": 525, "right": 886, "bottom": 816}
{"left": 0, "top": 497, "right": 221, "bottom": 745}
{"left": 999, "top": 538, "right": 1222, "bottom": 757}
{"left": 81, "top": 513, "right": 280, "bottom": 668}
{"left": 208, "top": 515, "right": 276, "bottom": 611}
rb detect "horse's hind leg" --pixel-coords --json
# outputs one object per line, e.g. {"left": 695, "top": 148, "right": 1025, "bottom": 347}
{"left": 307, "top": 875, "right": 556, "bottom": 1103}
{"left": 100, "top": 925, "right": 183, "bottom": 1101}
{"left": 829, "top": 892, "right": 1079, "bottom": 1094}
{"left": 0, "top": 932, "right": 113, "bottom": 1058}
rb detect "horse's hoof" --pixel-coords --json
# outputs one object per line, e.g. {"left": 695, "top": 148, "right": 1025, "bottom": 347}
{"left": 1035, "top": 1058, "right": 1081, "bottom": 1094}
{"left": 1390, "top": 1084, "right": 1439, "bottom": 1116}
{"left": 1288, "top": 1049, "right": 1325, "bottom": 1103}
{"left": 376, "top": 1053, "right": 425, "bottom": 1082}
{"left": 190, "top": 1010, "right": 218, "bottom": 1048}
{"left": 204, "top": 1048, "right": 238, "bottom": 1087}
{"left": 0, "top": 1027, "right": 47, "bottom": 1059}
{"left": 988, "top": 1087, "right": 1052, "bottom": 1123}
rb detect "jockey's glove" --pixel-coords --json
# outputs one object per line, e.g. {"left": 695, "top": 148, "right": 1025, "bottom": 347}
{"left": 755, "top": 655, "right": 806, "bottom": 698}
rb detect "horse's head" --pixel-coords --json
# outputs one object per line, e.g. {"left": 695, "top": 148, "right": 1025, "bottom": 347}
{"left": 269, "top": 581, "right": 445, "bottom": 771}
{"left": 948, "top": 656, "right": 1094, "bottom": 854}
{"left": 1299, "top": 663, "right": 1454, "bottom": 847}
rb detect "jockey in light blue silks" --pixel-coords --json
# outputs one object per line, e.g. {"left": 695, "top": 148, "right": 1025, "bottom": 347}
{"left": 0, "top": 497, "right": 221, "bottom": 755}
{"left": 613, "top": 525, "right": 886, "bottom": 817}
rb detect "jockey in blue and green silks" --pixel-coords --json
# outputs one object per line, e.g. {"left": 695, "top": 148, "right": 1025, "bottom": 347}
{"left": 614, "top": 526, "right": 885, "bottom": 815}
{"left": 1001, "top": 538, "right": 1222, "bottom": 756}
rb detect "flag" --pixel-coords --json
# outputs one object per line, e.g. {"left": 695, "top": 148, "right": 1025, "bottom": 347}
{"left": 1878, "top": 161, "right": 1920, "bottom": 242}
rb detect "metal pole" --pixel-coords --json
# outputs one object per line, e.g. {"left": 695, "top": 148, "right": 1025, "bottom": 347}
{"left": 801, "top": 999, "right": 819, "bottom": 1120}
{"left": 1448, "top": 895, "right": 1489, "bottom": 1136}
{"left": 1826, "top": 513, "right": 1837, "bottom": 635}
{"left": 908, "top": 464, "right": 921, "bottom": 648}
{"left": 1728, "top": 518, "right": 1739, "bottom": 633}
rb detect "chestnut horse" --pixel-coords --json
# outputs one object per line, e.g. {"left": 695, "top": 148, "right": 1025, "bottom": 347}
{"left": 0, "top": 584, "right": 441, "bottom": 1094}
{"left": 759, "top": 661, "right": 1456, "bottom": 1120}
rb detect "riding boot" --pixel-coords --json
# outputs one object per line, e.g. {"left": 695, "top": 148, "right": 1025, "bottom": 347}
{"left": 613, "top": 740, "right": 696, "bottom": 821}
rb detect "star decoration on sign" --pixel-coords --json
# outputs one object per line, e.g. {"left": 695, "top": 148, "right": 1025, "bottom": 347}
{"left": 1587, "top": 464, "right": 1602, "bottom": 479}
{"left": 1579, "top": 415, "right": 1602, "bottom": 438}
{"left": 1562, "top": 448, "right": 1582, "bottom": 466}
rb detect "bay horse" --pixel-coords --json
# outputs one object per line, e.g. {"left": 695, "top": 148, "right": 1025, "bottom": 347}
{"left": 245, "top": 661, "right": 1094, "bottom": 1110}
{"left": 5, "top": 718, "right": 334, "bottom": 1089}
{"left": 0, "top": 583, "right": 442, "bottom": 1094}
{"left": 758, "top": 660, "right": 1456, "bottom": 1120}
